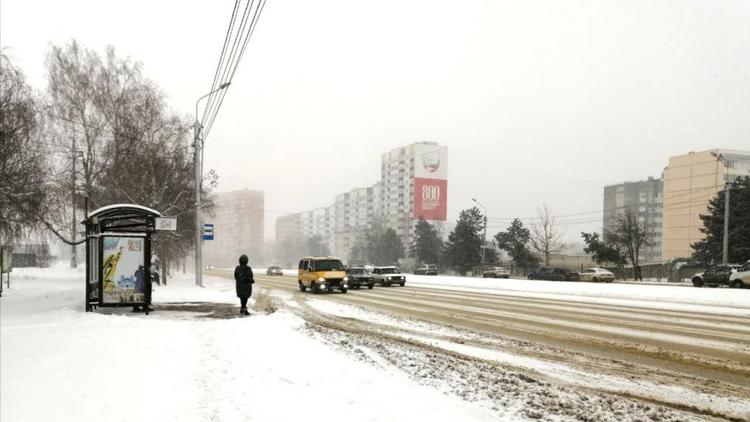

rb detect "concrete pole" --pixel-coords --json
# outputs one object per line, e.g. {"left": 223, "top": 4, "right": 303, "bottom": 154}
{"left": 723, "top": 183, "right": 730, "bottom": 265}
{"left": 194, "top": 121, "right": 203, "bottom": 287}
{"left": 482, "top": 215, "right": 487, "bottom": 266}
{"left": 193, "top": 83, "right": 229, "bottom": 287}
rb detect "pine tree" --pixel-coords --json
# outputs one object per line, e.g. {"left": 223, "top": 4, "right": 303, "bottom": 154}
{"left": 693, "top": 176, "right": 750, "bottom": 264}
{"left": 444, "top": 207, "right": 483, "bottom": 275}
{"left": 581, "top": 232, "right": 626, "bottom": 266}
{"left": 377, "top": 228, "right": 405, "bottom": 266}
{"left": 410, "top": 217, "right": 443, "bottom": 267}
{"left": 494, "top": 218, "right": 538, "bottom": 272}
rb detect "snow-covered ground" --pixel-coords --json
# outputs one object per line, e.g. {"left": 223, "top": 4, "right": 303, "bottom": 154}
{"left": 0, "top": 265, "right": 499, "bottom": 422}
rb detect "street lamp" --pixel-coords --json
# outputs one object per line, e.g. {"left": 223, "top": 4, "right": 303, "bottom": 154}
{"left": 472, "top": 198, "right": 488, "bottom": 269}
{"left": 193, "top": 82, "right": 230, "bottom": 287}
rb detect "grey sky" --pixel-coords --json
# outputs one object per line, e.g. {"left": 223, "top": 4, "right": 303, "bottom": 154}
{"left": 3, "top": 0, "right": 749, "bottom": 241}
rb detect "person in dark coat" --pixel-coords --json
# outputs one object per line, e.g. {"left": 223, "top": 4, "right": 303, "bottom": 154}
{"left": 234, "top": 254, "right": 254, "bottom": 315}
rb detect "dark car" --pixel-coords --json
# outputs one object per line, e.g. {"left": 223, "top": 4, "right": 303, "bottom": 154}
{"left": 529, "top": 267, "right": 578, "bottom": 282}
{"left": 692, "top": 265, "right": 737, "bottom": 287}
{"left": 347, "top": 266, "right": 375, "bottom": 289}
{"left": 266, "top": 265, "right": 283, "bottom": 276}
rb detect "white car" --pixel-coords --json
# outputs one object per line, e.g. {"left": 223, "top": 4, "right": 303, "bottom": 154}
{"left": 482, "top": 267, "right": 510, "bottom": 278}
{"left": 729, "top": 261, "right": 750, "bottom": 289}
{"left": 578, "top": 268, "right": 615, "bottom": 283}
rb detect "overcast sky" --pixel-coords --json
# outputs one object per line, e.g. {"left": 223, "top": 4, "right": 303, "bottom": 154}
{"left": 3, "top": 0, "right": 749, "bottom": 241}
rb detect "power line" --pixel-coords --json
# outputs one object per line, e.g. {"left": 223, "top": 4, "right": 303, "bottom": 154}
{"left": 201, "top": 0, "right": 267, "bottom": 140}
{"left": 201, "top": 0, "right": 242, "bottom": 129}
{"left": 485, "top": 184, "right": 726, "bottom": 224}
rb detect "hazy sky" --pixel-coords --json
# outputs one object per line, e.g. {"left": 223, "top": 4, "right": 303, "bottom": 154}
{"left": 3, "top": 0, "right": 749, "bottom": 241}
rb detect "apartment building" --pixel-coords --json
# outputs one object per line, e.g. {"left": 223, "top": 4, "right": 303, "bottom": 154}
{"left": 602, "top": 177, "right": 663, "bottom": 263}
{"left": 203, "top": 189, "right": 264, "bottom": 268}
{"left": 274, "top": 142, "right": 448, "bottom": 262}
{"left": 661, "top": 149, "right": 750, "bottom": 261}
{"left": 330, "top": 184, "right": 382, "bottom": 258}
{"left": 380, "top": 142, "right": 448, "bottom": 247}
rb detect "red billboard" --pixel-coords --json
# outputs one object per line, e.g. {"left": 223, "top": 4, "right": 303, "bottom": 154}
{"left": 413, "top": 178, "right": 447, "bottom": 221}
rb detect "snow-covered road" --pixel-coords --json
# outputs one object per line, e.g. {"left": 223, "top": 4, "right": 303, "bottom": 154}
{"left": 3, "top": 266, "right": 750, "bottom": 421}
{"left": 242, "top": 270, "right": 750, "bottom": 421}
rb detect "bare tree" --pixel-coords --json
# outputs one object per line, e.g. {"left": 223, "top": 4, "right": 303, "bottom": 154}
{"left": 530, "top": 204, "right": 565, "bottom": 266}
{"left": 611, "top": 208, "right": 651, "bottom": 281}
{"left": 38, "top": 41, "right": 218, "bottom": 275}
{"left": 0, "top": 53, "right": 48, "bottom": 243}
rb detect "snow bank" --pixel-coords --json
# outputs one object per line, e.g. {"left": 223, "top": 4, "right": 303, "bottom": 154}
{"left": 406, "top": 274, "right": 750, "bottom": 314}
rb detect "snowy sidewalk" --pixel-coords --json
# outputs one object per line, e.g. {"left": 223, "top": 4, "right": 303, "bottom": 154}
{"left": 0, "top": 265, "right": 500, "bottom": 422}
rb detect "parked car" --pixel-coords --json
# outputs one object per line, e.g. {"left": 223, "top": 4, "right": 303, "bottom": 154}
{"left": 347, "top": 266, "right": 375, "bottom": 289}
{"left": 266, "top": 265, "right": 283, "bottom": 276}
{"left": 298, "top": 257, "right": 349, "bottom": 294}
{"left": 692, "top": 265, "right": 740, "bottom": 288}
{"left": 372, "top": 266, "right": 406, "bottom": 287}
{"left": 730, "top": 261, "right": 750, "bottom": 289}
{"left": 415, "top": 264, "right": 438, "bottom": 275}
{"left": 527, "top": 268, "right": 546, "bottom": 280}
{"left": 529, "top": 267, "right": 578, "bottom": 282}
{"left": 578, "top": 268, "right": 615, "bottom": 283}
{"left": 482, "top": 266, "right": 510, "bottom": 278}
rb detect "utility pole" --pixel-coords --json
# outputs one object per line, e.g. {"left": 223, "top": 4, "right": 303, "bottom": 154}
{"left": 472, "top": 198, "right": 487, "bottom": 269}
{"left": 193, "top": 83, "right": 230, "bottom": 287}
{"left": 193, "top": 121, "right": 203, "bottom": 287}
{"left": 711, "top": 152, "right": 731, "bottom": 265}
{"left": 723, "top": 182, "right": 730, "bottom": 265}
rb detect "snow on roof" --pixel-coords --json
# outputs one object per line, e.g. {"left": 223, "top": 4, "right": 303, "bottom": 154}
{"left": 87, "top": 203, "right": 162, "bottom": 219}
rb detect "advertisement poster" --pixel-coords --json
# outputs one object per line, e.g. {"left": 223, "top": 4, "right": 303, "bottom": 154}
{"left": 101, "top": 237, "right": 145, "bottom": 304}
{"left": 413, "top": 178, "right": 448, "bottom": 221}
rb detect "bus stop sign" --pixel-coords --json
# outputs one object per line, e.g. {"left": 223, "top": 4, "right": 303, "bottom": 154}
{"left": 203, "top": 224, "right": 214, "bottom": 240}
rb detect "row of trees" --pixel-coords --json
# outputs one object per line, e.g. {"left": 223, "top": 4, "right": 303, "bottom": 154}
{"left": 1, "top": 41, "right": 213, "bottom": 281}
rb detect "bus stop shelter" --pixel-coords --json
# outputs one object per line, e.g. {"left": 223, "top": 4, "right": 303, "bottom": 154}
{"left": 84, "top": 204, "right": 161, "bottom": 314}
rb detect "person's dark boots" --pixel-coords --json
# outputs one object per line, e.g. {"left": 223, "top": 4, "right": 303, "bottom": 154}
{"left": 242, "top": 308, "right": 250, "bottom": 316}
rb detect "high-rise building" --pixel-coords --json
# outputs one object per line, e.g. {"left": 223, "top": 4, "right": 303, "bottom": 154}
{"left": 602, "top": 177, "right": 663, "bottom": 263}
{"left": 203, "top": 189, "right": 264, "bottom": 268}
{"left": 380, "top": 142, "right": 448, "bottom": 247}
{"left": 661, "top": 149, "right": 750, "bottom": 261}
{"left": 274, "top": 142, "right": 448, "bottom": 262}
{"left": 331, "top": 184, "right": 382, "bottom": 258}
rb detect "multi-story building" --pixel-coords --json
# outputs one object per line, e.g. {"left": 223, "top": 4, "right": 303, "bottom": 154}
{"left": 275, "top": 213, "right": 302, "bottom": 245}
{"left": 203, "top": 189, "right": 264, "bottom": 268}
{"left": 380, "top": 142, "right": 448, "bottom": 248}
{"left": 330, "top": 184, "right": 382, "bottom": 258}
{"left": 602, "top": 177, "right": 663, "bottom": 263}
{"left": 661, "top": 149, "right": 750, "bottom": 261}
{"left": 274, "top": 142, "right": 448, "bottom": 262}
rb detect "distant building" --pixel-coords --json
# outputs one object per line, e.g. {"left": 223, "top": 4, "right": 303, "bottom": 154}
{"left": 203, "top": 189, "right": 264, "bottom": 268}
{"left": 548, "top": 254, "right": 596, "bottom": 271}
{"left": 661, "top": 149, "right": 750, "bottom": 261}
{"left": 331, "top": 184, "right": 382, "bottom": 258}
{"left": 274, "top": 142, "right": 448, "bottom": 262}
{"left": 275, "top": 212, "right": 302, "bottom": 245}
{"left": 602, "top": 177, "right": 663, "bottom": 263}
